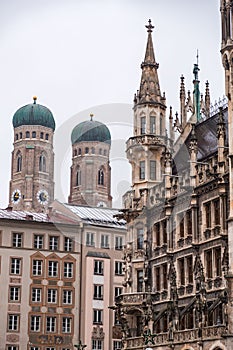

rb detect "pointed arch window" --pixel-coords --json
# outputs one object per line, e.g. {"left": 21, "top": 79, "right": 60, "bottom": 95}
{"left": 139, "top": 161, "right": 145, "bottom": 180}
{"left": 26, "top": 131, "right": 30, "bottom": 138}
{"left": 76, "top": 167, "right": 81, "bottom": 186}
{"left": 39, "top": 154, "right": 46, "bottom": 172}
{"left": 98, "top": 168, "right": 104, "bottom": 186}
{"left": 17, "top": 153, "right": 22, "bottom": 172}
{"left": 160, "top": 114, "right": 163, "bottom": 135}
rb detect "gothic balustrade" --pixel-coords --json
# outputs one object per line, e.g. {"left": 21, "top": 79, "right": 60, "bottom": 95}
{"left": 126, "top": 135, "right": 166, "bottom": 149}
{"left": 116, "top": 292, "right": 157, "bottom": 306}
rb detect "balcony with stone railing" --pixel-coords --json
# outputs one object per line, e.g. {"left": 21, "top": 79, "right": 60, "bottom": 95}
{"left": 116, "top": 292, "right": 158, "bottom": 306}
{"left": 125, "top": 325, "right": 226, "bottom": 349}
{"left": 126, "top": 135, "right": 167, "bottom": 150}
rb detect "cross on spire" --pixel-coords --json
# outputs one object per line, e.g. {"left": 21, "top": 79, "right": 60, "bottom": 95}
{"left": 146, "top": 19, "right": 154, "bottom": 33}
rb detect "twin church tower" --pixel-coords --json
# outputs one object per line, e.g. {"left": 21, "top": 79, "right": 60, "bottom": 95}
{"left": 9, "top": 97, "right": 112, "bottom": 212}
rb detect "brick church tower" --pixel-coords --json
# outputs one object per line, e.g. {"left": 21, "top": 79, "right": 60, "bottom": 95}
{"left": 68, "top": 114, "right": 112, "bottom": 207}
{"left": 9, "top": 97, "right": 55, "bottom": 212}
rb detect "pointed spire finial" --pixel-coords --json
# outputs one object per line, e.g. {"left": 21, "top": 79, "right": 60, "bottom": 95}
{"left": 90, "top": 113, "right": 94, "bottom": 121}
{"left": 196, "top": 49, "right": 199, "bottom": 65}
{"left": 146, "top": 19, "right": 154, "bottom": 33}
{"left": 33, "top": 96, "right": 37, "bottom": 104}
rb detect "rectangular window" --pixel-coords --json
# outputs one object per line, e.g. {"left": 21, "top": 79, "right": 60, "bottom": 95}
{"left": 10, "top": 258, "right": 21, "bottom": 275}
{"left": 140, "top": 116, "right": 146, "bottom": 134}
{"left": 115, "top": 287, "right": 123, "bottom": 298}
{"left": 137, "top": 228, "right": 143, "bottom": 249}
{"left": 34, "top": 235, "right": 44, "bottom": 249}
{"left": 46, "top": 316, "right": 56, "bottom": 332}
{"left": 179, "top": 258, "right": 185, "bottom": 285}
{"left": 48, "top": 261, "right": 58, "bottom": 277}
{"left": 187, "top": 255, "right": 193, "bottom": 284}
{"left": 206, "top": 250, "right": 213, "bottom": 279}
{"left": 9, "top": 286, "right": 20, "bottom": 302}
{"left": 30, "top": 315, "right": 41, "bottom": 332}
{"left": 12, "top": 233, "right": 23, "bottom": 248}
{"left": 101, "top": 235, "right": 109, "bottom": 248}
{"left": 92, "top": 340, "right": 103, "bottom": 350}
{"left": 215, "top": 247, "right": 222, "bottom": 277}
{"left": 94, "top": 285, "right": 103, "bottom": 300}
{"left": 162, "top": 264, "right": 167, "bottom": 290}
{"left": 214, "top": 200, "right": 220, "bottom": 226}
{"left": 137, "top": 270, "right": 143, "bottom": 292}
{"left": 113, "top": 341, "right": 122, "bottom": 350}
{"left": 62, "top": 317, "right": 72, "bottom": 333}
{"left": 115, "top": 236, "right": 123, "bottom": 250}
{"left": 205, "top": 202, "right": 211, "bottom": 228}
{"left": 31, "top": 288, "right": 42, "bottom": 303}
{"left": 47, "top": 289, "right": 57, "bottom": 303}
{"left": 179, "top": 215, "right": 184, "bottom": 238}
{"left": 155, "top": 223, "right": 160, "bottom": 246}
{"left": 64, "top": 262, "right": 73, "bottom": 278}
{"left": 162, "top": 220, "right": 167, "bottom": 244}
{"left": 150, "top": 116, "right": 156, "bottom": 134}
{"left": 86, "top": 232, "right": 95, "bottom": 246}
{"left": 49, "top": 236, "right": 59, "bottom": 251}
{"left": 93, "top": 309, "right": 103, "bottom": 324}
{"left": 155, "top": 266, "right": 160, "bottom": 291}
{"left": 150, "top": 160, "right": 156, "bottom": 180}
{"left": 115, "top": 261, "right": 123, "bottom": 275}
{"left": 8, "top": 314, "right": 19, "bottom": 331}
{"left": 139, "top": 161, "right": 145, "bottom": 180}
{"left": 32, "top": 260, "right": 43, "bottom": 276}
{"left": 186, "top": 210, "right": 192, "bottom": 235}
{"left": 7, "top": 347, "right": 18, "bottom": 350}
{"left": 94, "top": 260, "right": 104, "bottom": 275}
{"left": 64, "top": 237, "right": 73, "bottom": 252}
{"left": 63, "top": 290, "right": 73, "bottom": 304}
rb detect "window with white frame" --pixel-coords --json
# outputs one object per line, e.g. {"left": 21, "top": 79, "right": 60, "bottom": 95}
{"left": 115, "top": 261, "right": 123, "bottom": 275}
{"left": 86, "top": 232, "right": 95, "bottom": 246}
{"left": 94, "top": 285, "right": 103, "bottom": 300}
{"left": 140, "top": 116, "right": 146, "bottom": 134}
{"left": 64, "top": 237, "right": 73, "bottom": 252}
{"left": 30, "top": 347, "right": 40, "bottom": 350}
{"left": 49, "top": 236, "right": 59, "bottom": 251}
{"left": 48, "top": 261, "right": 58, "bottom": 277}
{"left": 62, "top": 317, "right": 72, "bottom": 333}
{"left": 115, "top": 236, "right": 123, "bottom": 250}
{"left": 34, "top": 235, "right": 44, "bottom": 249}
{"left": 8, "top": 314, "right": 19, "bottom": 331}
{"left": 10, "top": 258, "right": 21, "bottom": 275}
{"left": 101, "top": 234, "right": 109, "bottom": 248}
{"left": 47, "top": 289, "right": 57, "bottom": 303}
{"left": 93, "top": 309, "right": 103, "bottom": 324}
{"left": 30, "top": 315, "right": 41, "bottom": 332}
{"left": 92, "top": 340, "right": 103, "bottom": 350}
{"left": 150, "top": 116, "right": 156, "bottom": 134}
{"left": 32, "top": 260, "right": 43, "bottom": 276}
{"left": 9, "top": 286, "right": 20, "bottom": 302}
{"left": 31, "top": 288, "right": 42, "bottom": 302}
{"left": 113, "top": 341, "right": 122, "bottom": 350}
{"left": 94, "top": 260, "right": 104, "bottom": 275}
{"left": 114, "top": 287, "right": 123, "bottom": 298}
{"left": 46, "top": 348, "right": 55, "bottom": 350}
{"left": 63, "top": 290, "right": 72, "bottom": 304}
{"left": 92, "top": 339, "right": 103, "bottom": 350}
{"left": 12, "top": 233, "right": 23, "bottom": 248}
{"left": 7, "top": 346, "right": 18, "bottom": 350}
{"left": 64, "top": 262, "right": 73, "bottom": 278}
{"left": 46, "top": 316, "right": 56, "bottom": 332}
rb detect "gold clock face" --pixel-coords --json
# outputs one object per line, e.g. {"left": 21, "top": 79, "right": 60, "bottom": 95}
{"left": 37, "top": 189, "right": 49, "bottom": 205}
{"left": 12, "top": 189, "right": 21, "bottom": 204}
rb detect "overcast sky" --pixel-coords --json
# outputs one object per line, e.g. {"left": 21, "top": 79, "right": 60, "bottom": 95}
{"left": 0, "top": 0, "right": 223, "bottom": 208}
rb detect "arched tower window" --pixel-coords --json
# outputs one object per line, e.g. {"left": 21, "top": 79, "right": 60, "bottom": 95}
{"left": 76, "top": 167, "right": 81, "bottom": 186}
{"left": 16, "top": 153, "right": 22, "bottom": 172}
{"left": 98, "top": 168, "right": 104, "bottom": 185}
{"left": 141, "top": 116, "right": 146, "bottom": 134}
{"left": 32, "top": 131, "right": 36, "bottom": 138}
{"left": 137, "top": 228, "right": 144, "bottom": 249}
{"left": 139, "top": 161, "right": 145, "bottom": 180}
{"left": 150, "top": 116, "right": 156, "bottom": 134}
{"left": 74, "top": 149, "right": 77, "bottom": 157}
{"left": 160, "top": 114, "right": 163, "bottom": 135}
{"left": 39, "top": 154, "right": 46, "bottom": 172}
{"left": 26, "top": 131, "right": 30, "bottom": 138}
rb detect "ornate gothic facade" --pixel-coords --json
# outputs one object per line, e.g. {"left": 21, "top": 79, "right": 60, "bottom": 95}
{"left": 113, "top": 3, "right": 233, "bottom": 350}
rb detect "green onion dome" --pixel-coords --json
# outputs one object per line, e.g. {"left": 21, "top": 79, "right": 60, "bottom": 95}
{"left": 71, "top": 115, "right": 111, "bottom": 145}
{"left": 12, "top": 97, "right": 55, "bottom": 131}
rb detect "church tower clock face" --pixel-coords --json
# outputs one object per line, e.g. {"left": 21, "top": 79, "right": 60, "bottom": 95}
{"left": 11, "top": 189, "right": 21, "bottom": 204}
{"left": 37, "top": 189, "right": 49, "bottom": 205}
